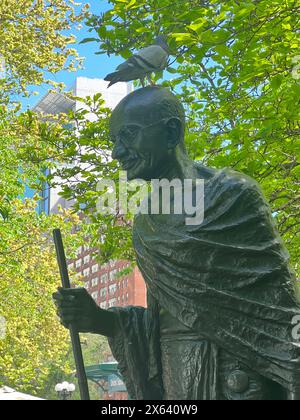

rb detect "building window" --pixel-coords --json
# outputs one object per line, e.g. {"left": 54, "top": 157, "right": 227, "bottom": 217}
{"left": 110, "top": 269, "right": 118, "bottom": 282}
{"left": 101, "top": 273, "right": 108, "bottom": 284}
{"left": 75, "top": 259, "right": 82, "bottom": 268}
{"left": 109, "top": 284, "right": 117, "bottom": 295}
{"left": 92, "top": 263, "right": 99, "bottom": 274}
{"left": 83, "top": 244, "right": 89, "bottom": 252}
{"left": 68, "top": 263, "right": 74, "bottom": 271}
{"left": 92, "top": 291, "right": 98, "bottom": 300}
{"left": 91, "top": 277, "right": 98, "bottom": 287}
{"left": 83, "top": 255, "right": 90, "bottom": 265}
{"left": 77, "top": 246, "right": 82, "bottom": 255}
{"left": 37, "top": 169, "right": 50, "bottom": 215}
{"left": 100, "top": 302, "right": 107, "bottom": 309}
{"left": 108, "top": 298, "right": 117, "bottom": 307}
{"left": 100, "top": 288, "right": 107, "bottom": 298}
{"left": 74, "top": 272, "right": 82, "bottom": 280}
{"left": 85, "top": 281, "right": 90, "bottom": 290}
{"left": 83, "top": 267, "right": 90, "bottom": 277}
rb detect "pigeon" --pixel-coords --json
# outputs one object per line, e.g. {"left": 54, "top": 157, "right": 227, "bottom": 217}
{"left": 104, "top": 35, "right": 170, "bottom": 88}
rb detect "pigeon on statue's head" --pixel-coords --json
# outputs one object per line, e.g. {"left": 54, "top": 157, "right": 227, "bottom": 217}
{"left": 104, "top": 35, "right": 170, "bottom": 88}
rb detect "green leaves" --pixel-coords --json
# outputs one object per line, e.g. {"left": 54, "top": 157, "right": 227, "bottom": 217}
{"left": 81, "top": 0, "right": 300, "bottom": 276}
{"left": 0, "top": 198, "right": 83, "bottom": 395}
{"left": 172, "top": 33, "right": 196, "bottom": 44}
{"left": 270, "top": 75, "right": 284, "bottom": 90}
{"left": 0, "top": 0, "right": 90, "bottom": 100}
{"left": 79, "top": 37, "right": 100, "bottom": 44}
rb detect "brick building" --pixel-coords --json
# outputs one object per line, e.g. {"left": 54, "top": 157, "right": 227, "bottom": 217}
{"left": 69, "top": 245, "right": 146, "bottom": 308}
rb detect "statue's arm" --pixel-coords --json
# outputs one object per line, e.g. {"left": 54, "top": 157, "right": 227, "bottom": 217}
{"left": 52, "top": 287, "right": 120, "bottom": 338}
{"left": 89, "top": 305, "right": 119, "bottom": 337}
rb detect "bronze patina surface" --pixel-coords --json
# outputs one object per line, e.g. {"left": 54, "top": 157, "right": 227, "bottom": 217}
{"left": 54, "top": 87, "right": 300, "bottom": 400}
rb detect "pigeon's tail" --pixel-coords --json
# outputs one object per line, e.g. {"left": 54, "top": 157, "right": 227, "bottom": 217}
{"left": 104, "top": 71, "right": 122, "bottom": 88}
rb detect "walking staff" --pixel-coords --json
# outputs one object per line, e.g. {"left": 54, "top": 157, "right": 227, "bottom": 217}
{"left": 53, "top": 229, "right": 90, "bottom": 400}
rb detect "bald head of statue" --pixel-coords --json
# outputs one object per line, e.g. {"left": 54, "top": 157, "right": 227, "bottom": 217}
{"left": 110, "top": 86, "right": 188, "bottom": 181}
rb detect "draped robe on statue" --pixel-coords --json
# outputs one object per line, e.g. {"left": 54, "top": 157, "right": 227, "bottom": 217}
{"left": 108, "top": 164, "right": 300, "bottom": 400}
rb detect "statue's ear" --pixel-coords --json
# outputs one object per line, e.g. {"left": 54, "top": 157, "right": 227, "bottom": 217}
{"left": 166, "top": 117, "right": 182, "bottom": 150}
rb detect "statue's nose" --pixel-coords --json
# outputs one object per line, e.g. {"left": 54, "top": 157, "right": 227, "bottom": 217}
{"left": 112, "top": 140, "right": 126, "bottom": 160}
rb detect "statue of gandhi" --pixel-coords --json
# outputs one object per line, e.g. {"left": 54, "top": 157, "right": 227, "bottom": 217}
{"left": 53, "top": 86, "right": 300, "bottom": 400}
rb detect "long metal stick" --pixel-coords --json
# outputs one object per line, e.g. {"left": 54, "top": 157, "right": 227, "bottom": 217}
{"left": 53, "top": 229, "right": 90, "bottom": 400}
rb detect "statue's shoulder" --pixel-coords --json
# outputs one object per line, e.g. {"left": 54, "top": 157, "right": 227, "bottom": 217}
{"left": 220, "top": 167, "right": 260, "bottom": 192}
{"left": 194, "top": 162, "right": 261, "bottom": 195}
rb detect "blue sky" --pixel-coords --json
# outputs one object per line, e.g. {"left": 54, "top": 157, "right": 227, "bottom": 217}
{"left": 21, "top": 0, "right": 123, "bottom": 110}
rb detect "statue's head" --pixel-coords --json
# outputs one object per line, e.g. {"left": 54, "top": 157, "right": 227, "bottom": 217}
{"left": 110, "top": 86, "right": 186, "bottom": 181}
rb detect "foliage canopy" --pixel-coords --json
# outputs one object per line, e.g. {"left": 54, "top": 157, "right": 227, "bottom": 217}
{"left": 0, "top": 0, "right": 89, "bottom": 102}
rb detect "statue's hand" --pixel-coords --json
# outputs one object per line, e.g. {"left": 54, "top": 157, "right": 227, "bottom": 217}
{"left": 52, "top": 287, "right": 118, "bottom": 337}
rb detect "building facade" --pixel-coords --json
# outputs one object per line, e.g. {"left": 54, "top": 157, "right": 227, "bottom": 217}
{"left": 69, "top": 245, "right": 146, "bottom": 308}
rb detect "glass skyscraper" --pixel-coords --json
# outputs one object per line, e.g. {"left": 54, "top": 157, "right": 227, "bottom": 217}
{"left": 23, "top": 169, "right": 50, "bottom": 215}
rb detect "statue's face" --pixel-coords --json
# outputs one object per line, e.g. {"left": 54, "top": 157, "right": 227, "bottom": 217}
{"left": 110, "top": 104, "right": 172, "bottom": 181}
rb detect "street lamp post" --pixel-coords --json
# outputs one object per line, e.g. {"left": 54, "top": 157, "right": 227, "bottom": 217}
{"left": 55, "top": 382, "right": 76, "bottom": 400}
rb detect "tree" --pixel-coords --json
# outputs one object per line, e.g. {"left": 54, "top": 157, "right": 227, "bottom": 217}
{"left": 43, "top": 95, "right": 135, "bottom": 264}
{"left": 0, "top": 0, "right": 93, "bottom": 396}
{"left": 0, "top": 197, "right": 83, "bottom": 394}
{"left": 0, "top": 0, "right": 89, "bottom": 102}
{"left": 48, "top": 0, "right": 299, "bottom": 275}
{"left": 0, "top": 93, "right": 94, "bottom": 397}
{"left": 0, "top": 107, "right": 56, "bottom": 202}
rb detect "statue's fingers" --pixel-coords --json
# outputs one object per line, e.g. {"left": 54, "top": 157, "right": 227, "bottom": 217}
{"left": 57, "top": 300, "right": 81, "bottom": 310}
{"left": 53, "top": 290, "right": 75, "bottom": 304}
{"left": 59, "top": 308, "right": 83, "bottom": 317}
{"left": 57, "top": 288, "right": 77, "bottom": 302}
{"left": 52, "top": 291, "right": 63, "bottom": 301}
{"left": 59, "top": 287, "right": 87, "bottom": 298}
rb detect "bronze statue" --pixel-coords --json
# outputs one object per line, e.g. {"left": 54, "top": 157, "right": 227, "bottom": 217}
{"left": 53, "top": 87, "right": 300, "bottom": 400}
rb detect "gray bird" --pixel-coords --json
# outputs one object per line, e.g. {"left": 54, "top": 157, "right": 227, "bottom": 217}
{"left": 104, "top": 35, "right": 170, "bottom": 88}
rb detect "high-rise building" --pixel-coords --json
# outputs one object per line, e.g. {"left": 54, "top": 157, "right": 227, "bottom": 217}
{"left": 33, "top": 77, "right": 133, "bottom": 214}
{"left": 23, "top": 170, "right": 50, "bottom": 215}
